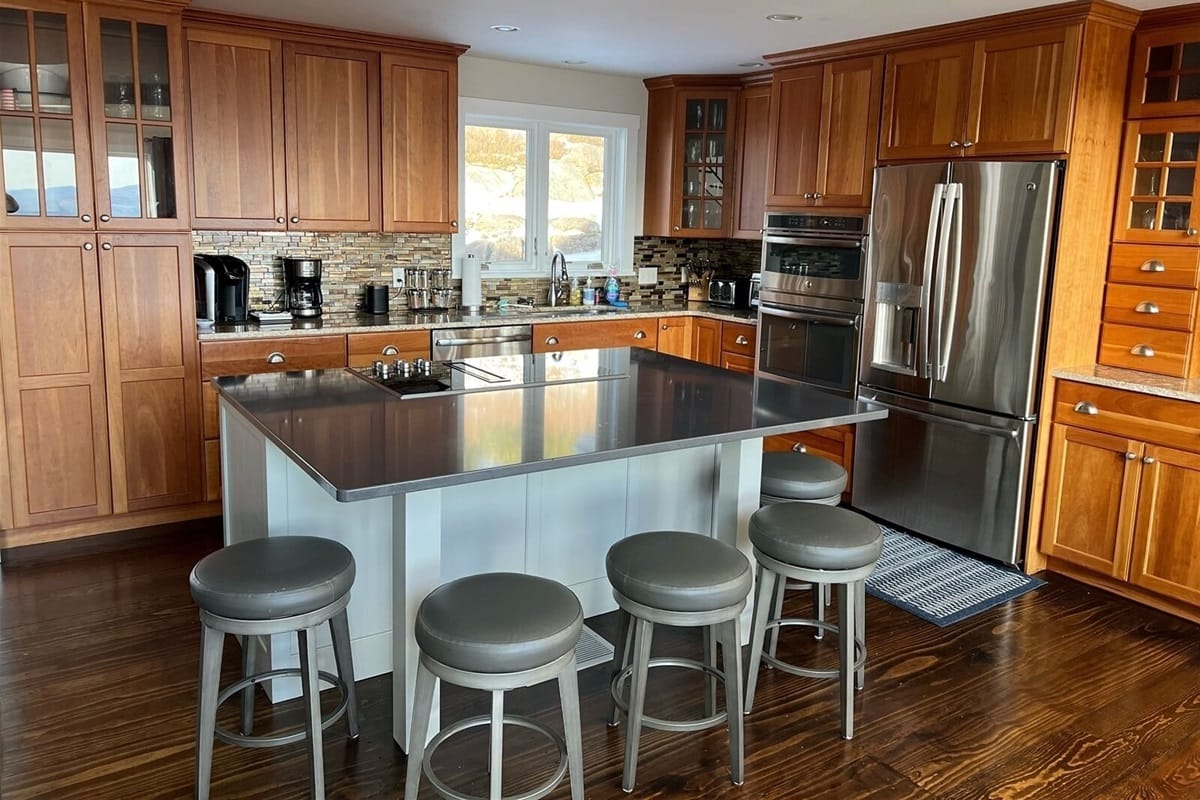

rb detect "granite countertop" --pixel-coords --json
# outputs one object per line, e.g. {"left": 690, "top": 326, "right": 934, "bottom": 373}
{"left": 197, "top": 302, "right": 757, "bottom": 341}
{"left": 1054, "top": 365, "right": 1200, "bottom": 404}
{"left": 214, "top": 348, "right": 886, "bottom": 501}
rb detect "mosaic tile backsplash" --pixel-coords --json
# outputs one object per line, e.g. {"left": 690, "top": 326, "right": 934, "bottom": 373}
{"left": 191, "top": 232, "right": 762, "bottom": 312}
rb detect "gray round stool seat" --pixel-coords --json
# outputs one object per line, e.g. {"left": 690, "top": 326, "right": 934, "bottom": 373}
{"left": 761, "top": 451, "right": 848, "bottom": 502}
{"left": 606, "top": 531, "right": 753, "bottom": 612}
{"left": 416, "top": 572, "right": 584, "bottom": 674}
{"left": 749, "top": 503, "right": 883, "bottom": 570}
{"left": 189, "top": 536, "right": 356, "bottom": 620}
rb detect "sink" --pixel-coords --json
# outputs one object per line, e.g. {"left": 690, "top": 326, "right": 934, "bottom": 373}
{"left": 479, "top": 304, "right": 631, "bottom": 320}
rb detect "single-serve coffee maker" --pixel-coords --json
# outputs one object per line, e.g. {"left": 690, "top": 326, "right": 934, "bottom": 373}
{"left": 284, "top": 258, "right": 323, "bottom": 317}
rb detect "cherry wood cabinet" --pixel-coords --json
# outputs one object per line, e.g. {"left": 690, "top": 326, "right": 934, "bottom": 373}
{"left": 655, "top": 316, "right": 692, "bottom": 358}
{"left": 1129, "top": 445, "right": 1200, "bottom": 605}
{"left": 731, "top": 82, "right": 770, "bottom": 238}
{"left": 1113, "top": 117, "right": 1200, "bottom": 246}
{"left": 881, "top": 27, "right": 1078, "bottom": 161}
{"left": 532, "top": 319, "right": 657, "bottom": 353}
{"left": 692, "top": 317, "right": 721, "bottom": 365}
{"left": 186, "top": 27, "right": 286, "bottom": 230}
{"left": 1128, "top": 24, "right": 1200, "bottom": 119}
{"left": 283, "top": 41, "right": 380, "bottom": 232}
{"left": 766, "top": 57, "right": 882, "bottom": 210}
{"left": 382, "top": 51, "right": 458, "bottom": 233}
{"left": 347, "top": 330, "right": 430, "bottom": 368}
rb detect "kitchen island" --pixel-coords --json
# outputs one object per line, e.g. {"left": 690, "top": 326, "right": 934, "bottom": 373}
{"left": 215, "top": 348, "right": 885, "bottom": 751}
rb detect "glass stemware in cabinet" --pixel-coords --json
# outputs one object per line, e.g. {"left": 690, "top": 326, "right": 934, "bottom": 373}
{"left": 137, "top": 24, "right": 171, "bottom": 121}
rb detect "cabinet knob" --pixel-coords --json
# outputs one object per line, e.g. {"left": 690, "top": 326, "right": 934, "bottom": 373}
{"left": 276, "top": 216, "right": 285, "bottom": 224}
{"left": 1139, "top": 259, "right": 1166, "bottom": 273}
{"left": 661, "top": 324, "right": 669, "bottom": 330}
{"left": 1134, "top": 301, "right": 1160, "bottom": 315}
{"left": 545, "top": 336, "right": 559, "bottom": 346}
{"left": 99, "top": 214, "right": 110, "bottom": 222}
{"left": 81, "top": 214, "right": 91, "bottom": 223}
{"left": 1130, "top": 344, "right": 1156, "bottom": 358}
{"left": 963, "top": 140, "right": 975, "bottom": 148}
{"left": 634, "top": 330, "right": 646, "bottom": 340}
{"left": 382, "top": 345, "right": 399, "bottom": 355}
{"left": 101, "top": 242, "right": 112, "bottom": 251}
{"left": 803, "top": 193, "right": 813, "bottom": 199}
{"left": 672, "top": 226, "right": 680, "bottom": 232}
{"left": 450, "top": 220, "right": 458, "bottom": 228}
{"left": 1126, "top": 452, "right": 1138, "bottom": 461}
{"left": 1189, "top": 228, "right": 1198, "bottom": 237}
{"left": 1143, "top": 456, "right": 1157, "bottom": 465}
{"left": 290, "top": 216, "right": 300, "bottom": 224}
{"left": 949, "top": 140, "right": 961, "bottom": 148}
{"left": 266, "top": 352, "right": 286, "bottom": 364}
{"left": 813, "top": 192, "right": 822, "bottom": 200}
{"left": 1073, "top": 401, "right": 1098, "bottom": 416}
{"left": 83, "top": 242, "right": 94, "bottom": 251}
{"left": 791, "top": 442, "right": 807, "bottom": 453}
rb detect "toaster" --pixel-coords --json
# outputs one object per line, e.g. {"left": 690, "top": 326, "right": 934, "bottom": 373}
{"left": 707, "top": 276, "right": 751, "bottom": 309}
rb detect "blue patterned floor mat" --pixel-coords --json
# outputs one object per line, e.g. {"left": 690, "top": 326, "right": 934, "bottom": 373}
{"left": 865, "top": 526, "right": 1044, "bottom": 627}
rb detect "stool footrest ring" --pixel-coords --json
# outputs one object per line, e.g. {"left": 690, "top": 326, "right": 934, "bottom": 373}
{"left": 611, "top": 657, "right": 728, "bottom": 733}
{"left": 422, "top": 713, "right": 568, "bottom": 800}
{"left": 214, "top": 667, "right": 349, "bottom": 748}
{"left": 761, "top": 619, "right": 864, "bottom": 680}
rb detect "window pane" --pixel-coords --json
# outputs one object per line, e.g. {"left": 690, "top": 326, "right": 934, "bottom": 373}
{"left": 1, "top": 116, "right": 39, "bottom": 215}
{"left": 548, "top": 132, "right": 604, "bottom": 262}
{"left": 464, "top": 124, "right": 527, "bottom": 262}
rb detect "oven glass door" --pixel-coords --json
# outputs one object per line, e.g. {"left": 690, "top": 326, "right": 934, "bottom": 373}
{"left": 758, "top": 305, "right": 860, "bottom": 395}
{"left": 761, "top": 235, "right": 866, "bottom": 298}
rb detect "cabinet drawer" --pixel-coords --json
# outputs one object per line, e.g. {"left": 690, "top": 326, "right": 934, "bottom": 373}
{"left": 1108, "top": 244, "right": 1200, "bottom": 289}
{"left": 721, "top": 322, "right": 757, "bottom": 356}
{"left": 1054, "top": 380, "right": 1200, "bottom": 453}
{"left": 1103, "top": 284, "right": 1196, "bottom": 331}
{"left": 721, "top": 351, "right": 755, "bottom": 375}
{"left": 200, "top": 335, "right": 347, "bottom": 377}
{"left": 532, "top": 319, "right": 658, "bottom": 353}
{"left": 1098, "top": 324, "right": 1191, "bottom": 377}
{"left": 347, "top": 330, "right": 430, "bottom": 367}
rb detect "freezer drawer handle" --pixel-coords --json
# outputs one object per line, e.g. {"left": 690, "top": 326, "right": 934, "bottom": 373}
{"left": 1139, "top": 259, "right": 1166, "bottom": 273}
{"left": 1130, "top": 344, "right": 1156, "bottom": 358}
{"left": 434, "top": 334, "right": 532, "bottom": 347}
{"left": 1073, "top": 401, "right": 1099, "bottom": 416}
{"left": 1134, "top": 301, "right": 1160, "bottom": 315}
{"left": 864, "top": 395, "right": 1021, "bottom": 440}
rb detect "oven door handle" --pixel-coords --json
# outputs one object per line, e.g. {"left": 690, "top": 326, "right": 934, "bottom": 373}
{"left": 763, "top": 306, "right": 859, "bottom": 327}
{"left": 762, "top": 234, "right": 865, "bottom": 250}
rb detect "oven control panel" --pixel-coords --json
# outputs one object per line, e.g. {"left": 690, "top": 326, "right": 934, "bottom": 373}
{"left": 764, "top": 213, "right": 867, "bottom": 234}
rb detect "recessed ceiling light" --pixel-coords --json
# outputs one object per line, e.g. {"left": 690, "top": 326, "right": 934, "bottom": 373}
{"left": 562, "top": 59, "right": 588, "bottom": 65}
{"left": 738, "top": 61, "right": 766, "bottom": 68}
{"left": 766, "top": 13, "right": 801, "bottom": 21}
{"left": 490, "top": 24, "right": 520, "bottom": 32}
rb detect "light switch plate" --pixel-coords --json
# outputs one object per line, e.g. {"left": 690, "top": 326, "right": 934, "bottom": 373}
{"left": 638, "top": 267, "right": 658, "bottom": 286}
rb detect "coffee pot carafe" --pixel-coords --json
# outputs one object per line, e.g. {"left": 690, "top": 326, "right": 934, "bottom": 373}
{"left": 283, "top": 258, "right": 323, "bottom": 318}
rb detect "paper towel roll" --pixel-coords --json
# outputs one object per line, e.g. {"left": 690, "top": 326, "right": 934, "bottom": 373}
{"left": 461, "top": 253, "right": 482, "bottom": 312}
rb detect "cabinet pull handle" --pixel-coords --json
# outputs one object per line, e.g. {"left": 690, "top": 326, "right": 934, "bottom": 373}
{"left": 381, "top": 345, "right": 399, "bottom": 355}
{"left": 81, "top": 213, "right": 91, "bottom": 223}
{"left": 1139, "top": 259, "right": 1166, "bottom": 273}
{"left": 791, "top": 442, "right": 807, "bottom": 453}
{"left": 99, "top": 214, "right": 110, "bottom": 222}
{"left": 1143, "top": 456, "right": 1157, "bottom": 465}
{"left": 101, "top": 242, "right": 112, "bottom": 251}
{"left": 276, "top": 216, "right": 285, "bottom": 224}
{"left": 735, "top": 335, "right": 749, "bottom": 345}
{"left": 1134, "top": 301, "right": 1160, "bottom": 314}
{"left": 266, "top": 352, "right": 286, "bottom": 364}
{"left": 290, "top": 216, "right": 300, "bottom": 224}
{"left": 83, "top": 242, "right": 94, "bottom": 251}
{"left": 1126, "top": 452, "right": 1138, "bottom": 461}
{"left": 1130, "top": 344, "right": 1156, "bottom": 358}
{"left": 949, "top": 140, "right": 961, "bottom": 148}
{"left": 634, "top": 330, "right": 646, "bottom": 340}
{"left": 545, "top": 336, "right": 559, "bottom": 346}
{"left": 1073, "top": 401, "right": 1098, "bottom": 416}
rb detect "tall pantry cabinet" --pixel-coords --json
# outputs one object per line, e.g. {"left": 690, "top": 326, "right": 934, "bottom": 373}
{"left": 0, "top": 0, "right": 202, "bottom": 541}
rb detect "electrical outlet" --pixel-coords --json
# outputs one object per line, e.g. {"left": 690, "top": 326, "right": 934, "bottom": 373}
{"left": 391, "top": 267, "right": 405, "bottom": 289}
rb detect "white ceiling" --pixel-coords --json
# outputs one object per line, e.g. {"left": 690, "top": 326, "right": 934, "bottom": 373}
{"left": 192, "top": 0, "right": 1178, "bottom": 78}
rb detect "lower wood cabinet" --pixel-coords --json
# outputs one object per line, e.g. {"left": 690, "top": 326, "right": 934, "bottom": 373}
{"left": 532, "top": 319, "right": 658, "bottom": 353}
{"left": 1041, "top": 380, "right": 1200, "bottom": 614}
{"left": 764, "top": 424, "right": 856, "bottom": 499}
{"left": 347, "top": 330, "right": 431, "bottom": 368}
{"left": 693, "top": 318, "right": 722, "bottom": 365}
{"left": 656, "top": 316, "right": 692, "bottom": 358}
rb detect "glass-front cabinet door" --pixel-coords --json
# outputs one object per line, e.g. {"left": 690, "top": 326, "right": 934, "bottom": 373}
{"left": 1114, "top": 118, "right": 1200, "bottom": 244}
{"left": 0, "top": 1, "right": 94, "bottom": 229}
{"left": 1129, "top": 26, "right": 1200, "bottom": 118}
{"left": 674, "top": 90, "right": 736, "bottom": 238}
{"left": 84, "top": 4, "right": 187, "bottom": 230}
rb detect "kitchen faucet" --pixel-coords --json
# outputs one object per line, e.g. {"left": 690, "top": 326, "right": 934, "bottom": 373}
{"left": 549, "top": 249, "right": 569, "bottom": 306}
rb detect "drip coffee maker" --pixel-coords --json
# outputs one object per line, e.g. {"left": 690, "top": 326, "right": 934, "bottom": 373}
{"left": 283, "top": 258, "right": 323, "bottom": 317}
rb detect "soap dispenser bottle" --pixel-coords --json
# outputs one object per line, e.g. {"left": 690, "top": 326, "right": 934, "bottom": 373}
{"left": 604, "top": 267, "right": 620, "bottom": 304}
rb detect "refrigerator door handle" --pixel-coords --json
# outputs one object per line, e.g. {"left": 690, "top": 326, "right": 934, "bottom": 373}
{"left": 919, "top": 183, "right": 947, "bottom": 379}
{"left": 929, "top": 182, "right": 957, "bottom": 384}
{"left": 937, "top": 183, "right": 964, "bottom": 382}
{"left": 860, "top": 392, "right": 1021, "bottom": 440}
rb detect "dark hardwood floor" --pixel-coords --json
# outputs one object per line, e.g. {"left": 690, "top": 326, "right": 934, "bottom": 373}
{"left": 2, "top": 518, "right": 1200, "bottom": 799}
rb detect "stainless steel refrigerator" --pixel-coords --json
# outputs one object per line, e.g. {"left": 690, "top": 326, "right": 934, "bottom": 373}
{"left": 853, "top": 160, "right": 1062, "bottom": 565}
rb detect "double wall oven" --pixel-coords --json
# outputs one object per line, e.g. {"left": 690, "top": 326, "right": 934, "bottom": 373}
{"left": 756, "top": 212, "right": 869, "bottom": 396}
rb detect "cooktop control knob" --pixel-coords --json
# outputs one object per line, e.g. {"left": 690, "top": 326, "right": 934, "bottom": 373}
{"left": 414, "top": 358, "right": 429, "bottom": 375}
{"left": 397, "top": 360, "right": 413, "bottom": 378}
{"left": 373, "top": 360, "right": 389, "bottom": 379}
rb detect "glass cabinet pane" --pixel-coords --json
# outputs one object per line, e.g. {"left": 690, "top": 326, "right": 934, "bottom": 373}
{"left": 1130, "top": 202, "right": 1157, "bottom": 230}
{"left": 1182, "top": 42, "right": 1200, "bottom": 69}
{"left": 703, "top": 167, "right": 723, "bottom": 197}
{"left": 1139, "top": 134, "right": 1166, "bottom": 162}
{"left": 683, "top": 166, "right": 701, "bottom": 196}
{"left": 1180, "top": 75, "right": 1200, "bottom": 103}
{"left": 707, "top": 100, "right": 727, "bottom": 131}
{"left": 100, "top": 19, "right": 135, "bottom": 119}
{"left": 684, "top": 134, "right": 702, "bottom": 163}
{"left": 1134, "top": 167, "right": 1161, "bottom": 196}
{"left": 1, "top": 116, "right": 38, "bottom": 215}
{"left": 33, "top": 13, "right": 70, "bottom": 114}
{"left": 142, "top": 124, "right": 175, "bottom": 218}
{"left": 1171, "top": 132, "right": 1199, "bottom": 162}
{"left": 106, "top": 121, "right": 141, "bottom": 216}
{"left": 703, "top": 200, "right": 722, "bottom": 229}
{"left": 0, "top": 9, "right": 32, "bottom": 111}
{"left": 1163, "top": 202, "right": 1191, "bottom": 230}
{"left": 705, "top": 133, "right": 725, "bottom": 164}
{"left": 1148, "top": 45, "right": 1176, "bottom": 72}
{"left": 40, "top": 117, "right": 77, "bottom": 216}
{"left": 1145, "top": 76, "right": 1172, "bottom": 104}
{"left": 685, "top": 100, "right": 704, "bottom": 131}
{"left": 137, "top": 23, "right": 170, "bottom": 121}
{"left": 682, "top": 199, "right": 698, "bottom": 229}
{"left": 1166, "top": 167, "right": 1195, "bottom": 196}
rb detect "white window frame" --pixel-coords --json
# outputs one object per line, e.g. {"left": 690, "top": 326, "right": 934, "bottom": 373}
{"left": 455, "top": 97, "right": 639, "bottom": 278}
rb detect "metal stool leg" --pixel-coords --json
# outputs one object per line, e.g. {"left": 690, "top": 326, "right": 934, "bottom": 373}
{"left": 622, "top": 617, "right": 654, "bottom": 792}
{"left": 767, "top": 578, "right": 785, "bottom": 658}
{"left": 196, "top": 623, "right": 225, "bottom": 800}
{"left": 743, "top": 564, "right": 776, "bottom": 714}
{"left": 239, "top": 634, "right": 256, "bottom": 736}
{"left": 837, "top": 583, "right": 855, "bottom": 740}
{"left": 717, "top": 618, "right": 744, "bottom": 785}
{"left": 489, "top": 690, "right": 504, "bottom": 800}
{"left": 298, "top": 627, "right": 326, "bottom": 800}
{"left": 702, "top": 626, "right": 717, "bottom": 717}
{"left": 608, "top": 609, "right": 633, "bottom": 726}
{"left": 855, "top": 581, "right": 866, "bottom": 691}
{"left": 814, "top": 583, "right": 826, "bottom": 640}
{"left": 329, "top": 609, "right": 360, "bottom": 738}
{"left": 403, "top": 661, "right": 437, "bottom": 800}
{"left": 557, "top": 655, "right": 585, "bottom": 800}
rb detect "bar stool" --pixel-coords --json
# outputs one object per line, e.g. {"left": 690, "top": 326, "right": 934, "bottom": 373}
{"left": 606, "top": 531, "right": 752, "bottom": 791}
{"left": 190, "top": 536, "right": 359, "bottom": 800}
{"left": 760, "top": 451, "right": 849, "bottom": 648}
{"left": 405, "top": 572, "right": 585, "bottom": 800}
{"left": 744, "top": 503, "right": 882, "bottom": 739}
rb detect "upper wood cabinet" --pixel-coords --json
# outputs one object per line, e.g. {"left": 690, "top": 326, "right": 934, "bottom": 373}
{"left": 382, "top": 52, "right": 458, "bottom": 233}
{"left": 643, "top": 79, "right": 740, "bottom": 238}
{"left": 767, "top": 56, "right": 882, "bottom": 210}
{"left": 731, "top": 82, "right": 770, "bottom": 238}
{"left": 881, "top": 27, "right": 1078, "bottom": 161}
{"left": 1113, "top": 117, "right": 1200, "bottom": 246}
{"left": 186, "top": 28, "right": 286, "bottom": 230}
{"left": 283, "top": 42, "right": 380, "bottom": 232}
{"left": 85, "top": 4, "right": 189, "bottom": 231}
{"left": 1129, "top": 24, "right": 1200, "bottom": 119}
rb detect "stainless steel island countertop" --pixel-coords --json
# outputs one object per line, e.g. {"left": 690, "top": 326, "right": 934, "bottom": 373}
{"left": 214, "top": 348, "right": 886, "bottom": 501}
